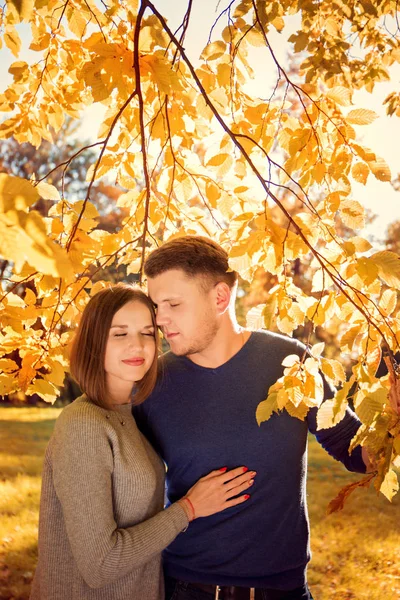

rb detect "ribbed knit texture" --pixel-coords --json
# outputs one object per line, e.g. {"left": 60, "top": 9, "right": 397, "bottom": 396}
{"left": 30, "top": 395, "right": 188, "bottom": 600}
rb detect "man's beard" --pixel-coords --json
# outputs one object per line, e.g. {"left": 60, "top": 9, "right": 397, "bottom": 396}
{"left": 170, "top": 318, "right": 219, "bottom": 357}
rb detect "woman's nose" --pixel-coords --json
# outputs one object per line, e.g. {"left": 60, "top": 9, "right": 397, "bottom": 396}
{"left": 127, "top": 335, "right": 143, "bottom": 349}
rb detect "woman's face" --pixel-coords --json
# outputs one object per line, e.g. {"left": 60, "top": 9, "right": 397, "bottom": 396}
{"left": 104, "top": 300, "right": 156, "bottom": 398}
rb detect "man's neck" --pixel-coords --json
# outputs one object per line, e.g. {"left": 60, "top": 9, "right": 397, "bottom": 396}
{"left": 186, "top": 326, "right": 251, "bottom": 369}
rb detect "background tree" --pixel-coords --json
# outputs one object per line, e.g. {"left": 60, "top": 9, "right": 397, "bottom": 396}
{"left": 0, "top": 0, "right": 399, "bottom": 503}
{"left": 0, "top": 119, "right": 127, "bottom": 403}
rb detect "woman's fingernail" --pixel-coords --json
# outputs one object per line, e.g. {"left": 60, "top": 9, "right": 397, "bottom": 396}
{"left": 249, "top": 479, "right": 254, "bottom": 485}
{"left": 243, "top": 466, "right": 249, "bottom": 472}
{"left": 244, "top": 494, "right": 250, "bottom": 500}
{"left": 219, "top": 467, "right": 228, "bottom": 472}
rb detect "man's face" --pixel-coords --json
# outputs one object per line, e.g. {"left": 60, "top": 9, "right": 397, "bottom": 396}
{"left": 147, "top": 269, "right": 219, "bottom": 357}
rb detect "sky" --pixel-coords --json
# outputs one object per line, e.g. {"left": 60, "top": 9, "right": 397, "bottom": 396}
{"left": 1, "top": 0, "right": 399, "bottom": 243}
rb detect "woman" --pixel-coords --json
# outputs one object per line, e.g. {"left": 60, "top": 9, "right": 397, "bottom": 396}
{"left": 30, "top": 284, "right": 254, "bottom": 600}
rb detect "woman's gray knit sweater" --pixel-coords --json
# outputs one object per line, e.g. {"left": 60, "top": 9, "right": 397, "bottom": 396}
{"left": 30, "top": 395, "right": 188, "bottom": 600}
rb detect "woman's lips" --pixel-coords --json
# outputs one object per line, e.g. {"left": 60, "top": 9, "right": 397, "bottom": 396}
{"left": 122, "top": 358, "right": 145, "bottom": 366}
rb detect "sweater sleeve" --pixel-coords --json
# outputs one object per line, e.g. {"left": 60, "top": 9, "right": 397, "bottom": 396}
{"left": 284, "top": 337, "right": 366, "bottom": 474}
{"left": 51, "top": 405, "right": 188, "bottom": 589}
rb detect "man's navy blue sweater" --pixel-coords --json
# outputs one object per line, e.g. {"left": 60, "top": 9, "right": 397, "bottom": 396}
{"left": 134, "top": 330, "right": 366, "bottom": 590}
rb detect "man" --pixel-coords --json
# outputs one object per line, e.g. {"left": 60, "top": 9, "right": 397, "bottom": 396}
{"left": 134, "top": 236, "right": 369, "bottom": 600}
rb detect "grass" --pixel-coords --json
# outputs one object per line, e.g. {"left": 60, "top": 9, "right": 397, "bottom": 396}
{"left": 307, "top": 441, "right": 400, "bottom": 600}
{"left": 0, "top": 406, "right": 399, "bottom": 600}
{"left": 0, "top": 407, "right": 62, "bottom": 600}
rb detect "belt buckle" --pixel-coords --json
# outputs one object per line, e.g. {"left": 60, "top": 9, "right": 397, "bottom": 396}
{"left": 215, "top": 586, "right": 256, "bottom": 600}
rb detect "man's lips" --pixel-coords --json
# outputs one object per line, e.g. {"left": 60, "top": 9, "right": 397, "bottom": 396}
{"left": 165, "top": 332, "right": 179, "bottom": 339}
{"left": 122, "top": 358, "right": 145, "bottom": 366}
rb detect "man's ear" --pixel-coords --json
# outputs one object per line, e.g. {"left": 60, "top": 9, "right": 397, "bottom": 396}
{"left": 214, "top": 282, "right": 231, "bottom": 314}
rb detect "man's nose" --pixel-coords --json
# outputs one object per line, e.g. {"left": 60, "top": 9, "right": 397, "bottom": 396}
{"left": 156, "top": 309, "right": 169, "bottom": 327}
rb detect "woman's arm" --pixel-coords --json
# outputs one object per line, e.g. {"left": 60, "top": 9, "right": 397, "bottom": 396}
{"left": 51, "top": 404, "right": 188, "bottom": 589}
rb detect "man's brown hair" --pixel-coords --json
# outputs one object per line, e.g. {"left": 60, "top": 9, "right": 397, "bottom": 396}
{"left": 69, "top": 284, "right": 159, "bottom": 409}
{"left": 144, "top": 236, "right": 238, "bottom": 289}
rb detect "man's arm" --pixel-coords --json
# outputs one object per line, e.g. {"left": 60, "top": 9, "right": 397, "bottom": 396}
{"left": 361, "top": 447, "right": 376, "bottom": 472}
{"left": 306, "top": 369, "right": 367, "bottom": 474}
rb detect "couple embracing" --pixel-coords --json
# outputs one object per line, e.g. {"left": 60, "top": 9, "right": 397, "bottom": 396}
{"left": 30, "top": 236, "right": 368, "bottom": 600}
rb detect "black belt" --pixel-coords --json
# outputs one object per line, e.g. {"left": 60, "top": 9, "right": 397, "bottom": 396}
{"left": 185, "top": 582, "right": 255, "bottom": 599}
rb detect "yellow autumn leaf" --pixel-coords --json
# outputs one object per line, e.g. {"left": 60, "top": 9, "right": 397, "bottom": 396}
{"left": 127, "top": 257, "right": 142, "bottom": 275}
{"left": 27, "top": 378, "right": 59, "bottom": 403}
{"left": 310, "top": 342, "right": 325, "bottom": 358}
{"left": 47, "top": 105, "right": 65, "bottom": 132}
{"left": 380, "top": 469, "right": 399, "bottom": 501}
{"left": 355, "top": 387, "right": 387, "bottom": 425}
{"left": 271, "top": 16, "right": 285, "bottom": 32}
{"left": 364, "top": 345, "right": 382, "bottom": 376}
{"left": 0, "top": 210, "right": 74, "bottom": 279}
{"left": 45, "top": 359, "right": 66, "bottom": 387}
{"left": 205, "top": 181, "right": 220, "bottom": 207}
{"left": 0, "top": 373, "right": 18, "bottom": 396}
{"left": 0, "top": 358, "right": 19, "bottom": 373}
{"left": 201, "top": 41, "right": 227, "bottom": 61}
{"left": 8, "top": 60, "right": 29, "bottom": 80}
{"left": 262, "top": 294, "right": 278, "bottom": 330}
{"left": 339, "top": 199, "right": 365, "bottom": 230}
{"left": 256, "top": 392, "right": 279, "bottom": 425}
{"left": 285, "top": 379, "right": 304, "bottom": 407}
{"left": 285, "top": 400, "right": 309, "bottom": 420}
{"left": 379, "top": 289, "right": 397, "bottom": 316}
{"left": 206, "top": 153, "right": 230, "bottom": 167}
{"left": 320, "top": 358, "right": 346, "bottom": 386}
{"left": 0, "top": 174, "right": 40, "bottom": 212}
{"left": 4, "top": 28, "right": 22, "bottom": 57}
{"left": 317, "top": 385, "right": 350, "bottom": 429}
{"left": 140, "top": 55, "right": 180, "bottom": 94}
{"left": 72, "top": 200, "right": 99, "bottom": 220}
{"left": 313, "top": 162, "right": 326, "bottom": 183}
{"left": 5, "top": 291, "right": 25, "bottom": 306}
{"left": 246, "top": 304, "right": 266, "bottom": 330}
{"left": 36, "top": 182, "right": 61, "bottom": 201}
{"left": 351, "top": 162, "right": 369, "bottom": 185}
{"left": 350, "top": 236, "right": 372, "bottom": 253}
{"left": 18, "top": 355, "right": 37, "bottom": 392}
{"left": 325, "top": 17, "right": 339, "bottom": 36}
{"left": 245, "top": 28, "right": 265, "bottom": 47}
{"left": 346, "top": 108, "right": 379, "bottom": 125}
{"left": 9, "top": 0, "right": 34, "bottom": 21}
{"left": 370, "top": 251, "right": 400, "bottom": 289}
{"left": 228, "top": 253, "right": 252, "bottom": 280}
{"left": 326, "top": 86, "right": 352, "bottom": 106}
{"left": 67, "top": 7, "right": 88, "bottom": 38}
{"left": 282, "top": 354, "right": 300, "bottom": 368}
{"left": 369, "top": 156, "right": 391, "bottom": 182}
{"left": 24, "top": 288, "right": 36, "bottom": 305}
{"left": 102, "top": 233, "right": 122, "bottom": 255}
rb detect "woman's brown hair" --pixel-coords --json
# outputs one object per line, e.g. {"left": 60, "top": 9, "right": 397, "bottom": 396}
{"left": 69, "top": 284, "right": 159, "bottom": 409}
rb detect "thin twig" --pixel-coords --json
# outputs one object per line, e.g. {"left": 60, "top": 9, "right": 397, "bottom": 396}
{"left": 132, "top": 0, "right": 152, "bottom": 283}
